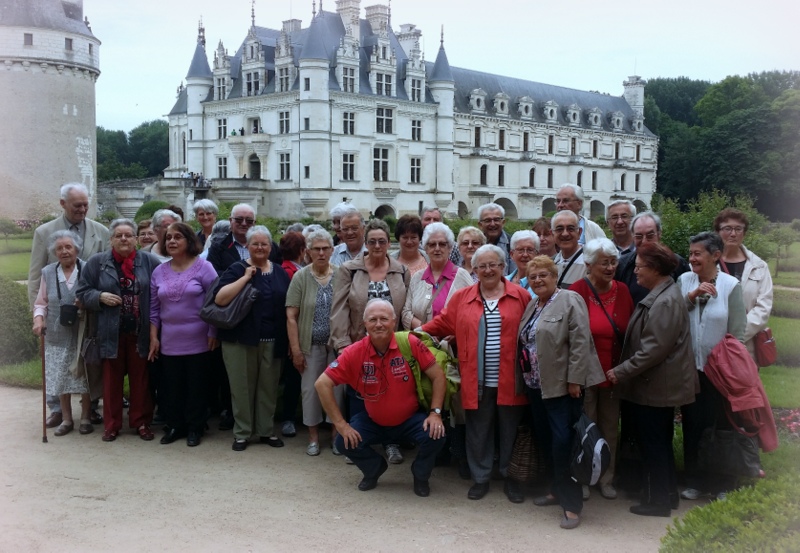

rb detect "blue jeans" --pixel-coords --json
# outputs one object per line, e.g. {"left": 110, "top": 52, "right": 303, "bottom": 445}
{"left": 336, "top": 410, "right": 445, "bottom": 482}
{"left": 543, "top": 394, "right": 583, "bottom": 515}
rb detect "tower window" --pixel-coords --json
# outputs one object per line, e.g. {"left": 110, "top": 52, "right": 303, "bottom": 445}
{"left": 24, "top": 33, "right": 33, "bottom": 46}
{"left": 65, "top": 38, "right": 73, "bottom": 50}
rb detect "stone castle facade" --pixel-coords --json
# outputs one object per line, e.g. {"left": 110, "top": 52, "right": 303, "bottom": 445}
{"left": 161, "top": 1, "right": 657, "bottom": 221}
{"left": 0, "top": 0, "right": 101, "bottom": 219}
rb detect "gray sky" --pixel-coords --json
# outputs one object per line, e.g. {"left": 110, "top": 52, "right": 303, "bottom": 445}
{"left": 88, "top": 0, "right": 799, "bottom": 132}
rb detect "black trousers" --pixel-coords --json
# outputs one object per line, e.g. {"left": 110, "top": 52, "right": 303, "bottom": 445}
{"left": 632, "top": 403, "right": 677, "bottom": 507}
{"left": 161, "top": 352, "right": 210, "bottom": 433}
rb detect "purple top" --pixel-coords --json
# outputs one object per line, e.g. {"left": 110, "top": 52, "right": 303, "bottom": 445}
{"left": 421, "top": 260, "right": 459, "bottom": 318}
{"left": 150, "top": 257, "right": 218, "bottom": 356}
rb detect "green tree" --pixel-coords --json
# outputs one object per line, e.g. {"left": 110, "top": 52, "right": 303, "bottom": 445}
{"left": 0, "top": 218, "right": 22, "bottom": 245}
{"left": 694, "top": 75, "right": 768, "bottom": 127}
{"left": 644, "top": 77, "right": 710, "bottom": 126}
{"left": 653, "top": 117, "right": 704, "bottom": 203}
{"left": 769, "top": 225, "right": 799, "bottom": 276}
{"left": 128, "top": 120, "right": 169, "bottom": 177}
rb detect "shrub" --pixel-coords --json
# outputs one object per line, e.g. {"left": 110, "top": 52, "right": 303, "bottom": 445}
{"left": 0, "top": 277, "right": 38, "bottom": 365}
{"left": 134, "top": 200, "right": 169, "bottom": 222}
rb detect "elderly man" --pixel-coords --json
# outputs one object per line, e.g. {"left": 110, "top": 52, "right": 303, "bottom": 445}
{"left": 552, "top": 210, "right": 586, "bottom": 289}
{"left": 330, "top": 204, "right": 367, "bottom": 266}
{"left": 607, "top": 200, "right": 636, "bottom": 255}
{"left": 477, "top": 202, "right": 514, "bottom": 275}
{"left": 315, "top": 299, "right": 447, "bottom": 497}
{"left": 207, "top": 203, "right": 279, "bottom": 275}
{"left": 421, "top": 206, "right": 443, "bottom": 228}
{"left": 507, "top": 230, "right": 540, "bottom": 294}
{"left": 615, "top": 211, "right": 690, "bottom": 304}
{"left": 145, "top": 208, "right": 182, "bottom": 261}
{"left": 28, "top": 183, "right": 109, "bottom": 427}
{"left": 329, "top": 202, "right": 350, "bottom": 246}
{"left": 555, "top": 184, "right": 605, "bottom": 246}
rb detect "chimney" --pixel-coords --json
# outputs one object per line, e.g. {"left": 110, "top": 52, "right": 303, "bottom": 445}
{"left": 336, "top": 0, "right": 361, "bottom": 29}
{"left": 282, "top": 19, "right": 302, "bottom": 34}
{"left": 397, "top": 23, "right": 421, "bottom": 57}
{"left": 365, "top": 4, "right": 389, "bottom": 34}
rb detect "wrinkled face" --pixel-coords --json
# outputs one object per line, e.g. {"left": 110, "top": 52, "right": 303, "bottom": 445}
{"left": 528, "top": 266, "right": 557, "bottom": 299}
{"left": 308, "top": 239, "right": 333, "bottom": 267}
{"left": 588, "top": 253, "right": 618, "bottom": 286}
{"left": 247, "top": 232, "right": 272, "bottom": 262}
{"left": 421, "top": 210, "right": 442, "bottom": 227}
{"left": 60, "top": 189, "right": 89, "bottom": 225}
{"left": 634, "top": 256, "right": 657, "bottom": 290}
{"left": 718, "top": 219, "right": 746, "bottom": 249}
{"left": 689, "top": 243, "right": 719, "bottom": 275}
{"left": 55, "top": 238, "right": 78, "bottom": 266}
{"left": 474, "top": 251, "right": 505, "bottom": 288}
{"left": 340, "top": 214, "right": 365, "bottom": 250}
{"left": 607, "top": 204, "right": 634, "bottom": 242}
{"left": 424, "top": 231, "right": 451, "bottom": 265}
{"left": 364, "top": 302, "right": 395, "bottom": 341}
{"left": 399, "top": 232, "right": 420, "bottom": 254}
{"left": 478, "top": 209, "right": 504, "bottom": 242}
{"left": 332, "top": 216, "right": 342, "bottom": 238}
{"left": 196, "top": 209, "right": 217, "bottom": 231}
{"left": 556, "top": 189, "right": 581, "bottom": 214}
{"left": 365, "top": 229, "right": 389, "bottom": 258}
{"left": 510, "top": 238, "right": 538, "bottom": 270}
{"left": 553, "top": 214, "right": 581, "bottom": 253}
{"left": 633, "top": 217, "right": 660, "bottom": 248}
{"left": 536, "top": 229, "right": 556, "bottom": 256}
{"left": 230, "top": 209, "right": 255, "bottom": 242}
{"left": 111, "top": 224, "right": 137, "bottom": 257}
{"left": 137, "top": 226, "right": 157, "bottom": 247}
{"left": 164, "top": 227, "right": 188, "bottom": 257}
{"left": 458, "top": 233, "right": 483, "bottom": 265}
{"left": 155, "top": 216, "right": 177, "bottom": 240}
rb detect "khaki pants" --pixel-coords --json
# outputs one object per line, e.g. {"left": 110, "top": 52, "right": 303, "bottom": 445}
{"left": 222, "top": 341, "right": 280, "bottom": 441}
{"left": 584, "top": 385, "right": 620, "bottom": 486}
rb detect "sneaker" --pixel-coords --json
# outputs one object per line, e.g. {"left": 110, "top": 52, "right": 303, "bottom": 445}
{"left": 345, "top": 456, "right": 355, "bottom": 465}
{"left": 331, "top": 443, "right": 342, "bottom": 456}
{"left": 680, "top": 487, "right": 703, "bottom": 500}
{"left": 582, "top": 485, "right": 590, "bottom": 500}
{"left": 306, "top": 442, "right": 320, "bottom": 456}
{"left": 599, "top": 483, "right": 617, "bottom": 499}
{"left": 385, "top": 444, "right": 404, "bottom": 464}
{"left": 716, "top": 491, "right": 727, "bottom": 501}
{"left": 281, "top": 421, "right": 296, "bottom": 437}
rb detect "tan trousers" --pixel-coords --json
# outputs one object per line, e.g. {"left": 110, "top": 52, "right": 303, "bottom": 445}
{"left": 222, "top": 341, "right": 280, "bottom": 441}
{"left": 584, "top": 385, "right": 620, "bottom": 486}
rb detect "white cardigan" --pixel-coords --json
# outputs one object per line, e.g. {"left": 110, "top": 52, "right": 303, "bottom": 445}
{"left": 402, "top": 266, "right": 474, "bottom": 329}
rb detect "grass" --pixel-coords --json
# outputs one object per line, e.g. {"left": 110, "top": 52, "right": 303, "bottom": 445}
{"left": 761, "top": 365, "right": 800, "bottom": 409}
{"left": 773, "top": 287, "right": 800, "bottom": 319}
{"left": 770, "top": 316, "right": 800, "bottom": 367}
{"left": 0, "top": 252, "right": 31, "bottom": 280}
{"left": 0, "top": 358, "right": 40, "bottom": 388}
{"left": 0, "top": 235, "right": 33, "bottom": 254}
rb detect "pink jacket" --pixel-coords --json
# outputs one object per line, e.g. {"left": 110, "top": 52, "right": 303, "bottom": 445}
{"left": 704, "top": 334, "right": 778, "bottom": 453}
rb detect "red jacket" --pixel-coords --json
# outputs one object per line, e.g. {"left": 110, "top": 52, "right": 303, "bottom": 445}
{"left": 704, "top": 334, "right": 779, "bottom": 453}
{"left": 421, "top": 280, "right": 531, "bottom": 409}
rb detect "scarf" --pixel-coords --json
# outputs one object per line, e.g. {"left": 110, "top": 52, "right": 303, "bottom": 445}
{"left": 112, "top": 248, "right": 136, "bottom": 281}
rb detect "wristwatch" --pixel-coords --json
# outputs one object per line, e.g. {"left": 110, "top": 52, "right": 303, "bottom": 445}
{"left": 430, "top": 408, "right": 442, "bottom": 415}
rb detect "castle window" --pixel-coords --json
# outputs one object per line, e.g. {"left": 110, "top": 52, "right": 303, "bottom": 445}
{"left": 279, "top": 111, "right": 291, "bottom": 134}
{"left": 343, "top": 112, "right": 355, "bottom": 135}
{"left": 65, "top": 38, "right": 73, "bottom": 50}
{"left": 410, "top": 158, "right": 421, "bottom": 183}
{"left": 217, "top": 157, "right": 228, "bottom": 179}
{"left": 342, "top": 153, "right": 355, "bottom": 180}
{"left": 376, "top": 73, "right": 392, "bottom": 96}
{"left": 411, "top": 78, "right": 422, "bottom": 102}
{"left": 499, "top": 130, "right": 505, "bottom": 150}
{"left": 547, "top": 168, "right": 554, "bottom": 188}
{"left": 88, "top": 44, "right": 93, "bottom": 56}
{"left": 278, "top": 68, "right": 290, "bottom": 92}
{"left": 304, "top": 166, "right": 310, "bottom": 179}
{"left": 342, "top": 67, "right": 356, "bottom": 93}
{"left": 635, "top": 173, "right": 641, "bottom": 192}
{"left": 577, "top": 170, "right": 582, "bottom": 187}
{"left": 24, "top": 33, "right": 33, "bottom": 46}
{"left": 592, "top": 171, "right": 598, "bottom": 190}
{"left": 376, "top": 107, "right": 393, "bottom": 134}
{"left": 523, "top": 132, "right": 529, "bottom": 152}
{"left": 216, "top": 77, "right": 227, "bottom": 100}
{"left": 280, "top": 153, "right": 291, "bottom": 180}
{"left": 304, "top": 78, "right": 310, "bottom": 91}
{"left": 636, "top": 145, "right": 641, "bottom": 161}
{"left": 620, "top": 173, "right": 626, "bottom": 191}
{"left": 548, "top": 135, "right": 554, "bottom": 155}
{"left": 528, "top": 168, "right": 535, "bottom": 188}
{"left": 570, "top": 137, "right": 576, "bottom": 156}
{"left": 217, "top": 118, "right": 227, "bottom": 140}
{"left": 480, "top": 164, "right": 487, "bottom": 186}
{"left": 304, "top": 117, "right": 310, "bottom": 131}
{"left": 373, "top": 148, "right": 389, "bottom": 181}
{"left": 498, "top": 165, "right": 505, "bottom": 187}
{"left": 593, "top": 140, "right": 598, "bottom": 158}
{"left": 411, "top": 120, "right": 422, "bottom": 141}
{"left": 474, "top": 127, "right": 481, "bottom": 148}
{"left": 381, "top": 46, "right": 387, "bottom": 59}
{"left": 615, "top": 142, "right": 620, "bottom": 160}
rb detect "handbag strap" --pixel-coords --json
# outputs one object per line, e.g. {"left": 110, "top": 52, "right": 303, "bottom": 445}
{"left": 583, "top": 277, "right": 624, "bottom": 345}
{"left": 718, "top": 258, "right": 730, "bottom": 275}
{"left": 55, "top": 260, "right": 82, "bottom": 303}
{"left": 557, "top": 248, "right": 583, "bottom": 288}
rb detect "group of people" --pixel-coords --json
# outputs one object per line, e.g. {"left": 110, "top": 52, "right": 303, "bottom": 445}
{"left": 29, "top": 182, "right": 773, "bottom": 531}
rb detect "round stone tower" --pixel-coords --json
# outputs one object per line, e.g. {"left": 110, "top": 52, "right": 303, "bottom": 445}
{"left": 0, "top": 0, "right": 101, "bottom": 219}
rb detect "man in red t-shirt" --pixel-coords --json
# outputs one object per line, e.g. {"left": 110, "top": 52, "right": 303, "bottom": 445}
{"left": 316, "top": 299, "right": 447, "bottom": 497}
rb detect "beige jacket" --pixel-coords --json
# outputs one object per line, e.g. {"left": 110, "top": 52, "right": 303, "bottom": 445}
{"left": 518, "top": 289, "right": 605, "bottom": 399}
{"left": 737, "top": 245, "right": 773, "bottom": 349}
{"left": 401, "top": 266, "right": 473, "bottom": 328}
{"left": 612, "top": 279, "right": 698, "bottom": 407}
{"left": 329, "top": 253, "right": 410, "bottom": 351}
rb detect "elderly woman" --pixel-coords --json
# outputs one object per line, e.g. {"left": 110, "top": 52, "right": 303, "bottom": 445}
{"left": 215, "top": 225, "right": 290, "bottom": 451}
{"left": 278, "top": 230, "right": 306, "bottom": 438}
{"left": 422, "top": 245, "right": 531, "bottom": 503}
{"left": 137, "top": 219, "right": 157, "bottom": 249}
{"left": 713, "top": 209, "right": 773, "bottom": 359}
{"left": 286, "top": 228, "right": 345, "bottom": 456}
{"left": 193, "top": 199, "right": 219, "bottom": 248}
{"left": 569, "top": 238, "right": 634, "bottom": 500}
{"left": 77, "top": 219, "right": 160, "bottom": 442}
{"left": 678, "top": 232, "right": 747, "bottom": 501}
{"left": 330, "top": 218, "right": 411, "bottom": 464}
{"left": 456, "top": 226, "right": 486, "bottom": 283}
{"left": 519, "top": 256, "right": 604, "bottom": 529}
{"left": 391, "top": 214, "right": 429, "bottom": 276}
{"left": 32, "top": 231, "right": 92, "bottom": 436}
{"left": 147, "top": 208, "right": 182, "bottom": 262}
{"left": 279, "top": 231, "right": 306, "bottom": 280}
{"left": 533, "top": 217, "right": 557, "bottom": 258}
{"left": 507, "top": 230, "right": 540, "bottom": 293}
{"left": 606, "top": 242, "right": 697, "bottom": 517}
{"left": 148, "top": 223, "right": 218, "bottom": 447}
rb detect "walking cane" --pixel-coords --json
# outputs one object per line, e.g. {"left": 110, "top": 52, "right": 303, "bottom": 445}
{"left": 41, "top": 330, "right": 47, "bottom": 443}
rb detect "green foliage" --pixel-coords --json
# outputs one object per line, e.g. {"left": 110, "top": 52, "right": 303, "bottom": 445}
{"left": 695, "top": 75, "right": 769, "bottom": 127}
{"left": 792, "top": 219, "right": 800, "bottom": 233}
{"left": 770, "top": 226, "right": 800, "bottom": 276}
{"left": 128, "top": 120, "right": 169, "bottom": 177}
{"left": 134, "top": 200, "right": 170, "bottom": 222}
{"left": 381, "top": 216, "right": 397, "bottom": 235}
{"left": 0, "top": 278, "right": 38, "bottom": 365}
{"left": 0, "top": 252, "right": 32, "bottom": 280}
{"left": 771, "top": 316, "right": 800, "bottom": 367}
{"left": 0, "top": 218, "right": 23, "bottom": 244}
{"left": 0, "top": 358, "right": 40, "bottom": 388}
{"left": 645, "top": 77, "right": 711, "bottom": 126}
{"left": 760, "top": 365, "right": 800, "bottom": 409}
{"left": 97, "top": 119, "right": 168, "bottom": 181}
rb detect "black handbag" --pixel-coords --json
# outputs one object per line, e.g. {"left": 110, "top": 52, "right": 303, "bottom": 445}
{"left": 697, "top": 426, "right": 762, "bottom": 478}
{"left": 199, "top": 271, "right": 259, "bottom": 330}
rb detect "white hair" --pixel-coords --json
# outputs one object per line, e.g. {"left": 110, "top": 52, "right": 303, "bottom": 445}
{"left": 329, "top": 202, "right": 353, "bottom": 220}
{"left": 583, "top": 238, "right": 619, "bottom": 264}
{"left": 338, "top": 203, "right": 364, "bottom": 223}
{"left": 607, "top": 199, "right": 635, "bottom": 218}
{"left": 246, "top": 225, "right": 272, "bottom": 244}
{"left": 631, "top": 211, "right": 662, "bottom": 233}
{"left": 558, "top": 183, "right": 584, "bottom": 201}
{"left": 193, "top": 199, "right": 219, "bottom": 215}
{"left": 472, "top": 244, "right": 506, "bottom": 268}
{"left": 476, "top": 202, "right": 505, "bottom": 220}
{"left": 60, "top": 182, "right": 89, "bottom": 200}
{"left": 510, "top": 230, "right": 540, "bottom": 251}
{"left": 47, "top": 230, "right": 83, "bottom": 257}
{"left": 231, "top": 203, "right": 256, "bottom": 218}
{"left": 421, "top": 222, "right": 455, "bottom": 248}
{"left": 305, "top": 227, "right": 334, "bottom": 249}
{"left": 152, "top": 209, "right": 182, "bottom": 228}
{"left": 551, "top": 210, "right": 579, "bottom": 229}
{"left": 363, "top": 298, "right": 395, "bottom": 321}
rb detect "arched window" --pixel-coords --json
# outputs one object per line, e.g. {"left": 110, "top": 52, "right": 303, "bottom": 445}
{"left": 480, "top": 164, "right": 488, "bottom": 186}
{"left": 528, "top": 167, "right": 535, "bottom": 188}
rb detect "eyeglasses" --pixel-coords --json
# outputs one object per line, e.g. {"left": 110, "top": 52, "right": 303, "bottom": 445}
{"left": 310, "top": 246, "right": 331, "bottom": 253}
{"left": 476, "top": 262, "right": 503, "bottom": 271}
{"left": 556, "top": 197, "right": 576, "bottom": 204}
{"left": 593, "top": 259, "right": 619, "bottom": 268}
{"left": 528, "top": 272, "right": 552, "bottom": 282}
{"left": 609, "top": 214, "right": 632, "bottom": 222}
{"left": 460, "top": 240, "right": 483, "bottom": 247}
{"left": 341, "top": 226, "right": 361, "bottom": 234}
{"left": 366, "top": 239, "right": 388, "bottom": 247}
{"left": 480, "top": 217, "right": 504, "bottom": 225}
{"left": 633, "top": 264, "right": 649, "bottom": 271}
{"left": 426, "top": 241, "right": 449, "bottom": 249}
{"left": 634, "top": 231, "right": 657, "bottom": 241}
{"left": 231, "top": 217, "right": 255, "bottom": 225}
{"left": 138, "top": 231, "right": 156, "bottom": 237}
{"left": 113, "top": 234, "right": 135, "bottom": 240}
{"left": 719, "top": 225, "right": 745, "bottom": 234}
{"left": 514, "top": 247, "right": 537, "bottom": 255}
{"left": 554, "top": 226, "right": 579, "bottom": 234}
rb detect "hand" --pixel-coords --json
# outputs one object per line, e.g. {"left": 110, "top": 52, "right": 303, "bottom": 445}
{"left": 244, "top": 265, "right": 257, "bottom": 280}
{"left": 605, "top": 370, "right": 618, "bottom": 385}
{"left": 148, "top": 337, "right": 160, "bottom": 362}
{"left": 568, "top": 383, "right": 582, "bottom": 398}
{"left": 32, "top": 317, "right": 45, "bottom": 337}
{"left": 334, "top": 421, "right": 361, "bottom": 449}
{"left": 692, "top": 282, "right": 717, "bottom": 301}
{"left": 291, "top": 349, "right": 306, "bottom": 373}
{"left": 100, "top": 292, "right": 123, "bottom": 306}
{"left": 423, "top": 414, "right": 446, "bottom": 439}
{"left": 207, "top": 337, "right": 219, "bottom": 351}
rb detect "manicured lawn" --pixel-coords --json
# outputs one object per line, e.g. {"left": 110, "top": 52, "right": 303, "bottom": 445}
{"left": 0, "top": 235, "right": 33, "bottom": 254}
{"left": 761, "top": 365, "right": 800, "bottom": 409}
{"left": 0, "top": 252, "right": 31, "bottom": 280}
{"left": 770, "top": 316, "right": 800, "bottom": 367}
{"left": 773, "top": 288, "right": 800, "bottom": 319}
{"left": 0, "top": 358, "right": 40, "bottom": 388}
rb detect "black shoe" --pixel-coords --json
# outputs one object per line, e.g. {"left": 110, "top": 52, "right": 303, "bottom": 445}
{"left": 160, "top": 428, "right": 185, "bottom": 445}
{"left": 670, "top": 492, "right": 680, "bottom": 510}
{"left": 358, "top": 459, "right": 389, "bottom": 491}
{"left": 413, "top": 477, "right": 430, "bottom": 497}
{"left": 152, "top": 411, "right": 166, "bottom": 426}
{"left": 218, "top": 412, "right": 234, "bottom": 431}
{"left": 468, "top": 481, "right": 490, "bottom": 500}
{"left": 504, "top": 479, "right": 525, "bottom": 504}
{"left": 186, "top": 431, "right": 201, "bottom": 447}
{"left": 630, "top": 503, "right": 671, "bottom": 517}
{"left": 88, "top": 410, "right": 103, "bottom": 425}
{"left": 457, "top": 458, "right": 471, "bottom": 480}
{"left": 232, "top": 439, "right": 248, "bottom": 451}
{"left": 260, "top": 436, "right": 284, "bottom": 447}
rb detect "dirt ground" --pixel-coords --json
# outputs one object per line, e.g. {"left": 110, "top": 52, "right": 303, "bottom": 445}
{"left": 0, "top": 385, "right": 684, "bottom": 552}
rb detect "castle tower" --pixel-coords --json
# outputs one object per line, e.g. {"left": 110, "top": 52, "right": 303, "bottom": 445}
{"left": 623, "top": 75, "right": 646, "bottom": 117}
{"left": 184, "top": 21, "right": 213, "bottom": 177}
{"left": 0, "top": 0, "right": 101, "bottom": 218}
{"left": 428, "top": 33, "right": 455, "bottom": 209}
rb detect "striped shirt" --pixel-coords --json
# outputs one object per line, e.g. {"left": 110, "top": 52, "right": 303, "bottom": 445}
{"left": 483, "top": 299, "right": 501, "bottom": 387}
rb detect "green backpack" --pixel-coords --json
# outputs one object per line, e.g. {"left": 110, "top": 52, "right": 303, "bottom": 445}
{"left": 394, "top": 330, "right": 460, "bottom": 411}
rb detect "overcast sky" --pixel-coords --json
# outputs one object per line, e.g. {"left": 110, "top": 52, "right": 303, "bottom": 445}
{"left": 88, "top": 0, "right": 798, "bottom": 132}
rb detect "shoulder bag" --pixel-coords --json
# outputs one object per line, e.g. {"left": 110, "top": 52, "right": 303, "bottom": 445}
{"left": 200, "top": 262, "right": 260, "bottom": 329}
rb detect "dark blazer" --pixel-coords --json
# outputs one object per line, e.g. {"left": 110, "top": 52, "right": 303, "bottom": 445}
{"left": 207, "top": 232, "right": 281, "bottom": 275}
{"left": 615, "top": 249, "right": 690, "bottom": 304}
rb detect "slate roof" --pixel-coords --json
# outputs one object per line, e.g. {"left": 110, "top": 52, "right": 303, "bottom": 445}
{"left": 429, "top": 44, "right": 453, "bottom": 82}
{"left": 186, "top": 41, "right": 212, "bottom": 79}
{"left": 169, "top": 87, "right": 188, "bottom": 116}
{"left": 0, "top": 0, "right": 95, "bottom": 39}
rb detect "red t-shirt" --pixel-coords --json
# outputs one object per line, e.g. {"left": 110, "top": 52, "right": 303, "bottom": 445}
{"left": 325, "top": 334, "right": 436, "bottom": 426}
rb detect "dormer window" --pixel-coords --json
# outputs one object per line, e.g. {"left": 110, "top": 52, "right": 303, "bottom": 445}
{"left": 470, "top": 89, "right": 487, "bottom": 112}
{"left": 631, "top": 114, "right": 644, "bottom": 133}
{"left": 517, "top": 96, "right": 534, "bottom": 120}
{"left": 494, "top": 92, "right": 510, "bottom": 116}
{"left": 588, "top": 108, "right": 603, "bottom": 128}
{"left": 609, "top": 111, "right": 625, "bottom": 131}
{"left": 543, "top": 100, "right": 559, "bottom": 123}
{"left": 566, "top": 104, "right": 581, "bottom": 127}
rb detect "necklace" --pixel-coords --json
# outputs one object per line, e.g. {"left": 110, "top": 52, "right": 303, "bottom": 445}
{"left": 312, "top": 265, "right": 332, "bottom": 280}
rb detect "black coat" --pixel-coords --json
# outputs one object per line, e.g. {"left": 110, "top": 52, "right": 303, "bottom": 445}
{"left": 207, "top": 232, "right": 281, "bottom": 275}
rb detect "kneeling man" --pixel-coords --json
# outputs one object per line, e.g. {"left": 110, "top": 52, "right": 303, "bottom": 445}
{"left": 315, "top": 299, "right": 446, "bottom": 497}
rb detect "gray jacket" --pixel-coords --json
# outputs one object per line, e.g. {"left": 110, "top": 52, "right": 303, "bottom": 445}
{"left": 76, "top": 250, "right": 160, "bottom": 359}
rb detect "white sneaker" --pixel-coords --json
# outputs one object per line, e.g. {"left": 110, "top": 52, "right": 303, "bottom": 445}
{"left": 281, "top": 421, "right": 296, "bottom": 437}
{"left": 331, "top": 443, "right": 342, "bottom": 456}
{"left": 680, "top": 487, "right": 703, "bottom": 500}
{"left": 385, "top": 444, "right": 404, "bottom": 464}
{"left": 344, "top": 456, "right": 355, "bottom": 464}
{"left": 306, "top": 442, "right": 320, "bottom": 456}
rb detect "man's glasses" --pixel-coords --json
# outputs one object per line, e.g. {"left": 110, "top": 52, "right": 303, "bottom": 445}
{"left": 366, "top": 239, "right": 388, "bottom": 247}
{"left": 609, "top": 214, "right": 632, "bottom": 222}
{"left": 480, "top": 217, "right": 503, "bottom": 225}
{"left": 310, "top": 246, "right": 332, "bottom": 253}
{"left": 459, "top": 240, "right": 483, "bottom": 247}
{"left": 514, "top": 247, "right": 537, "bottom": 255}
{"left": 634, "top": 231, "right": 657, "bottom": 241}
{"left": 231, "top": 217, "right": 255, "bottom": 225}
{"left": 554, "top": 226, "right": 579, "bottom": 234}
